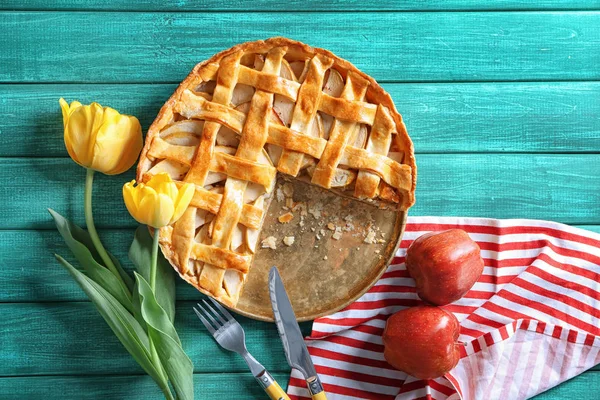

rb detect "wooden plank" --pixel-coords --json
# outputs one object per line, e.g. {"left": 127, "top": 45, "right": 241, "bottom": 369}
{"left": 2, "top": 12, "right": 599, "bottom": 83}
{"left": 2, "top": 154, "right": 598, "bottom": 230}
{"left": 0, "top": 372, "right": 291, "bottom": 399}
{"left": 0, "top": 301, "right": 311, "bottom": 375}
{"left": 2, "top": 82, "right": 600, "bottom": 157}
{"left": 0, "top": 228, "right": 200, "bottom": 303}
{"left": 0, "top": 371, "right": 598, "bottom": 400}
{"left": 0, "top": 300, "right": 598, "bottom": 378}
{"left": 3, "top": 0, "right": 600, "bottom": 11}
{"left": 3, "top": 225, "right": 599, "bottom": 303}
{"left": 0, "top": 228, "right": 137, "bottom": 303}
{"left": 533, "top": 371, "right": 600, "bottom": 399}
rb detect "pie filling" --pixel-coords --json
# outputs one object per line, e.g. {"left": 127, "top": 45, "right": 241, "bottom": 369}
{"left": 137, "top": 38, "right": 416, "bottom": 306}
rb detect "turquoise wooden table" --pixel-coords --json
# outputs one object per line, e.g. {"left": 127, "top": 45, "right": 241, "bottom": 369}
{"left": 1, "top": 1, "right": 599, "bottom": 399}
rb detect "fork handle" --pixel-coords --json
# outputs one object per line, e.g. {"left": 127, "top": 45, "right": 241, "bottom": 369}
{"left": 256, "top": 370, "right": 291, "bottom": 400}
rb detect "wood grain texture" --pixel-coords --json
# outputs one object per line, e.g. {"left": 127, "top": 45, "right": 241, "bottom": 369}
{"left": 2, "top": 82, "right": 600, "bottom": 156}
{"left": 0, "top": 373, "right": 291, "bottom": 399}
{"left": 3, "top": 2, "right": 600, "bottom": 397}
{"left": 532, "top": 371, "right": 600, "bottom": 399}
{"left": 1, "top": 371, "right": 598, "bottom": 400}
{"left": 4, "top": 154, "right": 598, "bottom": 230}
{"left": 4, "top": 0, "right": 600, "bottom": 11}
{"left": 3, "top": 225, "right": 599, "bottom": 303}
{"left": 0, "top": 299, "right": 597, "bottom": 377}
{"left": 2, "top": 12, "right": 600, "bottom": 83}
{"left": 0, "top": 301, "right": 311, "bottom": 376}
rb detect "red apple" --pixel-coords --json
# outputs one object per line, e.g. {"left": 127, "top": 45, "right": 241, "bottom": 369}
{"left": 406, "top": 229, "right": 484, "bottom": 305}
{"left": 383, "top": 305, "right": 461, "bottom": 379}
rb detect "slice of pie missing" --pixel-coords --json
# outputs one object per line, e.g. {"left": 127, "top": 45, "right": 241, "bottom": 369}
{"left": 137, "top": 37, "right": 416, "bottom": 307}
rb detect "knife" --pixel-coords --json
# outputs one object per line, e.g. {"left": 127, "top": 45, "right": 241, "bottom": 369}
{"left": 269, "top": 266, "right": 328, "bottom": 400}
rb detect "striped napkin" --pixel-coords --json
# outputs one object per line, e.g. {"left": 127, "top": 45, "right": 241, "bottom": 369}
{"left": 286, "top": 217, "right": 600, "bottom": 400}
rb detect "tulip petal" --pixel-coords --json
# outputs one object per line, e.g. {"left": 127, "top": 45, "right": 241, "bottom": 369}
{"left": 147, "top": 173, "right": 178, "bottom": 202}
{"left": 147, "top": 173, "right": 173, "bottom": 187}
{"left": 64, "top": 104, "right": 97, "bottom": 168}
{"left": 123, "top": 181, "right": 140, "bottom": 223}
{"left": 60, "top": 98, "right": 84, "bottom": 166}
{"left": 105, "top": 116, "right": 143, "bottom": 175}
{"left": 59, "top": 98, "right": 70, "bottom": 128}
{"left": 86, "top": 103, "right": 107, "bottom": 170}
{"left": 60, "top": 99, "right": 143, "bottom": 175}
{"left": 139, "top": 192, "right": 174, "bottom": 228}
{"left": 170, "top": 182, "right": 195, "bottom": 225}
{"left": 92, "top": 112, "right": 127, "bottom": 174}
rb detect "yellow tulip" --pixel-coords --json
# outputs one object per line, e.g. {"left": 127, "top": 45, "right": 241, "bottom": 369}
{"left": 59, "top": 98, "right": 143, "bottom": 175}
{"left": 123, "top": 173, "right": 195, "bottom": 228}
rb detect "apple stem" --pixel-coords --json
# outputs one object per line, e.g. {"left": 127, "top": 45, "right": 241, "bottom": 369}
{"left": 457, "top": 341, "right": 468, "bottom": 347}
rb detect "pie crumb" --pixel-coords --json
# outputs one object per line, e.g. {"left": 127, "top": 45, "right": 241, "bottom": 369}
{"left": 278, "top": 212, "right": 294, "bottom": 224}
{"left": 327, "top": 223, "right": 335, "bottom": 231}
{"left": 364, "top": 229, "right": 377, "bottom": 244}
{"left": 275, "top": 187, "right": 284, "bottom": 202}
{"left": 292, "top": 201, "right": 305, "bottom": 213}
{"left": 332, "top": 227, "right": 343, "bottom": 240}
{"left": 299, "top": 205, "right": 308, "bottom": 217}
{"left": 308, "top": 203, "right": 323, "bottom": 219}
{"left": 323, "top": 256, "right": 328, "bottom": 260}
{"left": 261, "top": 236, "right": 277, "bottom": 250}
{"left": 283, "top": 236, "right": 295, "bottom": 246}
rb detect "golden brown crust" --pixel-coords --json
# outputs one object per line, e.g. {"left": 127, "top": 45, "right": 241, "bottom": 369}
{"left": 138, "top": 37, "right": 416, "bottom": 199}
{"left": 138, "top": 37, "right": 417, "bottom": 306}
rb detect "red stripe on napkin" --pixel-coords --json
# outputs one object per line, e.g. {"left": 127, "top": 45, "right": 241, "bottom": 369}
{"left": 286, "top": 217, "right": 600, "bottom": 400}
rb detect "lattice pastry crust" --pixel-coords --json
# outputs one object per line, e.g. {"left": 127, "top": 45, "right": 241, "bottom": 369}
{"left": 137, "top": 38, "right": 416, "bottom": 306}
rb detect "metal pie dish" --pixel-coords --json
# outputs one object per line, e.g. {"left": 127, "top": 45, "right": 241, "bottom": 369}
{"left": 136, "top": 38, "right": 415, "bottom": 319}
{"left": 233, "top": 178, "right": 407, "bottom": 322}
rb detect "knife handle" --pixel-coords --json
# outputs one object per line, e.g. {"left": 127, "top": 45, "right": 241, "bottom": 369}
{"left": 307, "top": 376, "right": 328, "bottom": 400}
{"left": 311, "top": 392, "right": 327, "bottom": 400}
{"left": 256, "top": 370, "right": 291, "bottom": 400}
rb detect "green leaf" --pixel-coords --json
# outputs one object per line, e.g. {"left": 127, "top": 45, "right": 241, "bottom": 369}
{"left": 131, "top": 277, "right": 147, "bottom": 331}
{"left": 49, "top": 208, "right": 135, "bottom": 292}
{"left": 49, "top": 208, "right": 134, "bottom": 312}
{"left": 109, "top": 252, "right": 135, "bottom": 293}
{"left": 55, "top": 255, "right": 172, "bottom": 398}
{"left": 135, "top": 272, "right": 194, "bottom": 400}
{"left": 129, "top": 226, "right": 176, "bottom": 322}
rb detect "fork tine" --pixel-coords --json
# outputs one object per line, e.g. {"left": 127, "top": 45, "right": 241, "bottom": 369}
{"left": 208, "top": 296, "right": 234, "bottom": 321}
{"left": 202, "top": 298, "right": 228, "bottom": 325}
{"left": 197, "top": 302, "right": 222, "bottom": 330}
{"left": 193, "top": 306, "right": 216, "bottom": 335}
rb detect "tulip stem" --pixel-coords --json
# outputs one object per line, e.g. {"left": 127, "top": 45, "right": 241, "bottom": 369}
{"left": 84, "top": 169, "right": 128, "bottom": 292}
{"left": 148, "top": 227, "right": 169, "bottom": 390}
{"left": 150, "top": 228, "right": 159, "bottom": 291}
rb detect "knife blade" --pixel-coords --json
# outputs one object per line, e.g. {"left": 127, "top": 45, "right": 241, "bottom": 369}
{"left": 269, "top": 266, "right": 327, "bottom": 399}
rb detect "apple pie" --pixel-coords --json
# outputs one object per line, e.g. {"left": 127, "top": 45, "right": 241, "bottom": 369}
{"left": 137, "top": 37, "right": 416, "bottom": 306}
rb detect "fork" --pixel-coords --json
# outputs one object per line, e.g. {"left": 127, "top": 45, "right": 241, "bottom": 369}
{"left": 194, "top": 297, "right": 291, "bottom": 400}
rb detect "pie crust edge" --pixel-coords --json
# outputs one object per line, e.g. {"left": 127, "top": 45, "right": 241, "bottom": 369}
{"left": 136, "top": 37, "right": 417, "bottom": 307}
